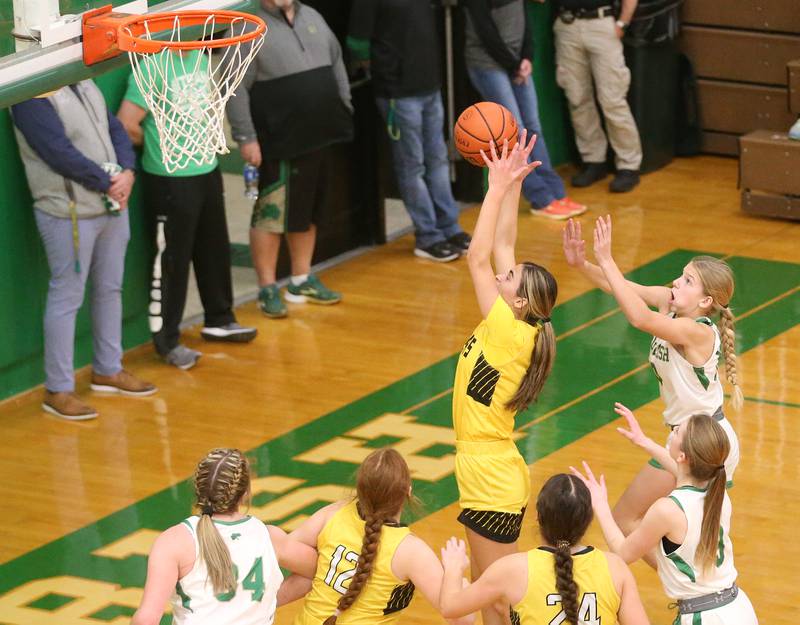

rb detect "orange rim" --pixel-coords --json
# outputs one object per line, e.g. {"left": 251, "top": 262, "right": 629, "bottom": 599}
{"left": 117, "top": 10, "right": 266, "bottom": 54}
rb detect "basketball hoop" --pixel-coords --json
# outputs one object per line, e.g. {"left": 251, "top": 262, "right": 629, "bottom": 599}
{"left": 83, "top": 6, "right": 266, "bottom": 172}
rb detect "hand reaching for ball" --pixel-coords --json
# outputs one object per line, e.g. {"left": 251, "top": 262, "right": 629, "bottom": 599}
{"left": 481, "top": 132, "right": 541, "bottom": 191}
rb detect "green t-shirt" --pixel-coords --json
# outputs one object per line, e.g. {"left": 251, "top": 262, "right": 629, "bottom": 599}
{"left": 123, "top": 50, "right": 218, "bottom": 177}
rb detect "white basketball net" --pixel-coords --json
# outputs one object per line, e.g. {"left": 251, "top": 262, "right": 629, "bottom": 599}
{"left": 125, "top": 14, "right": 264, "bottom": 173}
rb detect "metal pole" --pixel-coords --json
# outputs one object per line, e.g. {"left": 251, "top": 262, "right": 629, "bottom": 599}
{"left": 443, "top": 0, "right": 457, "bottom": 183}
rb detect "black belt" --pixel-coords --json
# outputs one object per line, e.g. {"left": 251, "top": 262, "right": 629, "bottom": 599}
{"left": 558, "top": 5, "right": 614, "bottom": 23}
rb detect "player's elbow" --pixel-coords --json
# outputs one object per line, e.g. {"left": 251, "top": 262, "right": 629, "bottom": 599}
{"left": 130, "top": 608, "right": 161, "bottom": 625}
{"left": 440, "top": 602, "right": 461, "bottom": 620}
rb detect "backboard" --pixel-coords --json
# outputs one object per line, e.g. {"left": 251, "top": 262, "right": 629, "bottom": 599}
{"left": 0, "top": 0, "right": 256, "bottom": 108}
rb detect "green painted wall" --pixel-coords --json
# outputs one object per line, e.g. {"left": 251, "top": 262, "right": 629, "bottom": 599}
{"left": 529, "top": 1, "right": 576, "bottom": 166}
{"left": 0, "top": 65, "right": 152, "bottom": 401}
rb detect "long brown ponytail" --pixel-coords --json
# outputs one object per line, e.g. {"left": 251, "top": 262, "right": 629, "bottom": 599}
{"left": 681, "top": 415, "right": 730, "bottom": 574}
{"left": 536, "top": 474, "right": 593, "bottom": 625}
{"left": 506, "top": 262, "right": 558, "bottom": 412}
{"left": 691, "top": 256, "right": 743, "bottom": 411}
{"left": 324, "top": 449, "right": 412, "bottom": 625}
{"left": 194, "top": 448, "right": 250, "bottom": 595}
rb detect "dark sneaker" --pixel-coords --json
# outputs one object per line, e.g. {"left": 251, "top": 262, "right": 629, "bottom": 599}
{"left": 258, "top": 284, "right": 287, "bottom": 318}
{"left": 201, "top": 322, "right": 257, "bottom": 343}
{"left": 414, "top": 241, "right": 460, "bottom": 262}
{"left": 571, "top": 162, "right": 609, "bottom": 187}
{"left": 91, "top": 370, "right": 158, "bottom": 396}
{"left": 285, "top": 274, "right": 342, "bottom": 305}
{"left": 164, "top": 345, "right": 201, "bottom": 370}
{"left": 447, "top": 232, "right": 472, "bottom": 254}
{"left": 609, "top": 169, "right": 641, "bottom": 193}
{"left": 43, "top": 391, "right": 98, "bottom": 421}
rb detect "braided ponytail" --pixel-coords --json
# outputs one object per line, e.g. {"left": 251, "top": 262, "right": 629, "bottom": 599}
{"left": 554, "top": 541, "right": 580, "bottom": 625}
{"left": 718, "top": 306, "right": 743, "bottom": 412}
{"left": 690, "top": 256, "right": 742, "bottom": 412}
{"left": 324, "top": 449, "right": 412, "bottom": 624}
{"left": 324, "top": 515, "right": 385, "bottom": 625}
{"left": 193, "top": 448, "right": 251, "bottom": 595}
{"left": 536, "top": 475, "right": 593, "bottom": 625}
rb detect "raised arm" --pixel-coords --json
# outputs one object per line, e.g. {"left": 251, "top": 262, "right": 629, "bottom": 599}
{"left": 563, "top": 218, "right": 671, "bottom": 309}
{"left": 592, "top": 216, "right": 708, "bottom": 347}
{"left": 614, "top": 403, "right": 677, "bottom": 476}
{"left": 468, "top": 139, "right": 540, "bottom": 317}
{"left": 493, "top": 131, "right": 536, "bottom": 275}
{"left": 571, "top": 462, "right": 680, "bottom": 564}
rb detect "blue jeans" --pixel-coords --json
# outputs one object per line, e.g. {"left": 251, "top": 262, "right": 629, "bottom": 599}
{"left": 34, "top": 209, "right": 130, "bottom": 392}
{"left": 467, "top": 66, "right": 566, "bottom": 209}
{"left": 376, "top": 92, "right": 463, "bottom": 249}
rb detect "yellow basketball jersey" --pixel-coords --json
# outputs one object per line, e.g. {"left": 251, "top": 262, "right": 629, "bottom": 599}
{"left": 513, "top": 547, "right": 620, "bottom": 625}
{"left": 453, "top": 296, "right": 537, "bottom": 442}
{"left": 294, "top": 501, "right": 415, "bottom": 625}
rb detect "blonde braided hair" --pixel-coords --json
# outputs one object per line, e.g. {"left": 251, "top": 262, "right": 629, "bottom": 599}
{"left": 691, "top": 256, "right": 743, "bottom": 412}
{"left": 193, "top": 448, "right": 251, "bottom": 595}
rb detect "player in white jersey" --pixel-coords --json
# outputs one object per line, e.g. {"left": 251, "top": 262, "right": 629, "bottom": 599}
{"left": 132, "top": 448, "right": 318, "bottom": 625}
{"left": 562, "top": 216, "right": 743, "bottom": 544}
{"left": 572, "top": 412, "right": 758, "bottom": 625}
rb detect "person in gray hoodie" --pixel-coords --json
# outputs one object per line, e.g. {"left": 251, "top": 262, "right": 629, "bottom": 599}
{"left": 12, "top": 80, "right": 156, "bottom": 421}
{"left": 227, "top": 0, "right": 353, "bottom": 319}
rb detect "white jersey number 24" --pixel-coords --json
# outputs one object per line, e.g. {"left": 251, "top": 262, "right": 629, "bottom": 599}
{"left": 546, "top": 592, "right": 599, "bottom": 625}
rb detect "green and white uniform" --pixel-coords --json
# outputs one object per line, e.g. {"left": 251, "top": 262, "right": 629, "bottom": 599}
{"left": 172, "top": 515, "right": 282, "bottom": 625}
{"left": 649, "top": 316, "right": 740, "bottom": 482}
{"left": 657, "top": 487, "right": 757, "bottom": 625}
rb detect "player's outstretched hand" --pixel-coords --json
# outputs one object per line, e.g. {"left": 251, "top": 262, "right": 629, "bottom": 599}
{"left": 592, "top": 214, "right": 614, "bottom": 265}
{"left": 569, "top": 461, "right": 608, "bottom": 510}
{"left": 562, "top": 218, "right": 587, "bottom": 268}
{"left": 481, "top": 138, "right": 541, "bottom": 192}
{"left": 440, "top": 537, "right": 470, "bottom": 573}
{"left": 614, "top": 402, "right": 651, "bottom": 448}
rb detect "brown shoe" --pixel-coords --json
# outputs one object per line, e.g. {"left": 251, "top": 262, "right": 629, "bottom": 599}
{"left": 43, "top": 391, "right": 98, "bottom": 421}
{"left": 91, "top": 370, "right": 158, "bottom": 397}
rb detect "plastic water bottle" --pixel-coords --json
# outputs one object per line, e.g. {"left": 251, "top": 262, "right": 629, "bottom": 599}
{"left": 243, "top": 164, "right": 259, "bottom": 201}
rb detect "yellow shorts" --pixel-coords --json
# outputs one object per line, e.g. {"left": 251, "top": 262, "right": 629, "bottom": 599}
{"left": 454, "top": 439, "right": 531, "bottom": 514}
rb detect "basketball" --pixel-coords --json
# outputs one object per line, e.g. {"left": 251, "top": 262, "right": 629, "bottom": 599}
{"left": 454, "top": 102, "right": 519, "bottom": 167}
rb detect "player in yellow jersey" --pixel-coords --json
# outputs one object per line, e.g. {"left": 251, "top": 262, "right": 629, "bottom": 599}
{"left": 573, "top": 411, "right": 758, "bottom": 625}
{"left": 454, "top": 134, "right": 558, "bottom": 625}
{"left": 132, "top": 448, "right": 318, "bottom": 625}
{"left": 287, "top": 449, "right": 472, "bottom": 625}
{"left": 439, "top": 473, "right": 649, "bottom": 625}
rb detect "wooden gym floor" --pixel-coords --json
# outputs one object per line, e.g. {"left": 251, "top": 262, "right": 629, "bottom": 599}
{"left": 0, "top": 155, "right": 798, "bottom": 624}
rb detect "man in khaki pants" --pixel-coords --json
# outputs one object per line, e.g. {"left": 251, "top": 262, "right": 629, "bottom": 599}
{"left": 553, "top": 0, "right": 642, "bottom": 192}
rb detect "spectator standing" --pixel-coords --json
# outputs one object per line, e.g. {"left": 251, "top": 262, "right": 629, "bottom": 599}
{"left": 348, "top": 0, "right": 471, "bottom": 262}
{"left": 227, "top": 0, "right": 350, "bottom": 319}
{"left": 552, "top": 0, "right": 643, "bottom": 192}
{"left": 12, "top": 80, "right": 156, "bottom": 420}
{"left": 464, "top": 0, "right": 587, "bottom": 219}
{"left": 118, "top": 50, "right": 258, "bottom": 371}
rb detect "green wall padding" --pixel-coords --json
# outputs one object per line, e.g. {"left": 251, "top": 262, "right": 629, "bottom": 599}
{"left": 529, "top": 1, "right": 576, "bottom": 167}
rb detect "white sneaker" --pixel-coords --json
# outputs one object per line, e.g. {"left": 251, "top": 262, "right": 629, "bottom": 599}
{"left": 789, "top": 117, "right": 800, "bottom": 141}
